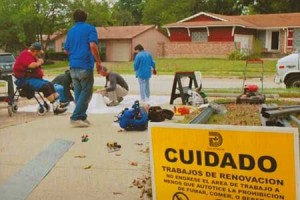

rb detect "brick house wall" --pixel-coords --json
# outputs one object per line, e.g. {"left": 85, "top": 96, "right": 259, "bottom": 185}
{"left": 53, "top": 35, "right": 66, "bottom": 52}
{"left": 163, "top": 42, "right": 237, "bottom": 58}
{"left": 133, "top": 28, "right": 169, "bottom": 58}
{"left": 157, "top": 42, "right": 165, "bottom": 58}
{"left": 294, "top": 29, "right": 300, "bottom": 50}
{"left": 279, "top": 29, "right": 285, "bottom": 54}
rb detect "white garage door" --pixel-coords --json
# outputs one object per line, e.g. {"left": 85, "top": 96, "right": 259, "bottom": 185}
{"left": 111, "top": 41, "right": 131, "bottom": 62}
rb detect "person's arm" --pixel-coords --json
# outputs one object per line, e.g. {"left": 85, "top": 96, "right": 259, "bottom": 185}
{"left": 150, "top": 54, "right": 157, "bottom": 75}
{"left": 90, "top": 42, "right": 102, "bottom": 73}
{"left": 89, "top": 27, "right": 102, "bottom": 73}
{"left": 133, "top": 55, "right": 140, "bottom": 71}
{"left": 106, "top": 75, "right": 117, "bottom": 92}
{"left": 27, "top": 58, "right": 44, "bottom": 69}
{"left": 64, "top": 33, "right": 70, "bottom": 55}
{"left": 150, "top": 54, "right": 156, "bottom": 70}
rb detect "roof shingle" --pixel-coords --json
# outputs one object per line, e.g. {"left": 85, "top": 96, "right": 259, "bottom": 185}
{"left": 96, "top": 25, "right": 155, "bottom": 39}
{"left": 165, "top": 12, "right": 300, "bottom": 29}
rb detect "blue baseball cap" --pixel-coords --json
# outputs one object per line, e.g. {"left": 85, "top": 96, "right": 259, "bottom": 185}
{"left": 30, "top": 42, "right": 42, "bottom": 51}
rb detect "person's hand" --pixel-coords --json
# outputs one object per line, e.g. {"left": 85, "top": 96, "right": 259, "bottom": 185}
{"left": 96, "top": 62, "right": 103, "bottom": 74}
{"left": 96, "top": 89, "right": 101, "bottom": 94}
{"left": 153, "top": 69, "right": 157, "bottom": 75}
{"left": 97, "top": 88, "right": 106, "bottom": 95}
{"left": 36, "top": 58, "right": 44, "bottom": 67}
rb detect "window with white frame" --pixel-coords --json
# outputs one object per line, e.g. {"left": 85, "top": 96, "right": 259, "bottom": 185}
{"left": 192, "top": 32, "right": 208, "bottom": 42}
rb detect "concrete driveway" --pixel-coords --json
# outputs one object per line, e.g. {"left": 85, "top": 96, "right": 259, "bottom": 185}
{"left": 0, "top": 73, "right": 288, "bottom": 200}
{"left": 0, "top": 113, "right": 152, "bottom": 200}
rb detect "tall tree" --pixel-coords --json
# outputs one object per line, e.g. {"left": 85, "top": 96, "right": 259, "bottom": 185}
{"left": 143, "top": 0, "right": 195, "bottom": 26}
{"left": 0, "top": 0, "right": 71, "bottom": 52}
{"left": 142, "top": 0, "right": 253, "bottom": 26}
{"left": 112, "top": 0, "right": 145, "bottom": 25}
{"left": 69, "top": 0, "right": 112, "bottom": 27}
{"left": 190, "top": 0, "right": 253, "bottom": 15}
{"left": 34, "top": 0, "right": 71, "bottom": 49}
{"left": 0, "top": 0, "right": 33, "bottom": 51}
{"left": 248, "top": 0, "right": 300, "bottom": 14}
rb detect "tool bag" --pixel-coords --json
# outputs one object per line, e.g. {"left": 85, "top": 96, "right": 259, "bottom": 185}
{"left": 19, "top": 84, "right": 35, "bottom": 99}
{"left": 15, "top": 79, "right": 35, "bottom": 99}
{"left": 117, "top": 101, "right": 148, "bottom": 131}
{"left": 148, "top": 106, "right": 174, "bottom": 122}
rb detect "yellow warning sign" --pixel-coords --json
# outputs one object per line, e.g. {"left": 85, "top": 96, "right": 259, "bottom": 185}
{"left": 149, "top": 124, "right": 300, "bottom": 200}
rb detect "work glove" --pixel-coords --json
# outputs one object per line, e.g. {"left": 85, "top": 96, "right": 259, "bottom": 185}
{"left": 153, "top": 69, "right": 157, "bottom": 75}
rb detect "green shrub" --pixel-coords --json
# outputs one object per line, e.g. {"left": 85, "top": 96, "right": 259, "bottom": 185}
{"left": 228, "top": 50, "right": 246, "bottom": 60}
{"left": 248, "top": 39, "right": 262, "bottom": 59}
{"left": 229, "top": 39, "right": 263, "bottom": 60}
{"left": 43, "top": 60, "right": 55, "bottom": 65}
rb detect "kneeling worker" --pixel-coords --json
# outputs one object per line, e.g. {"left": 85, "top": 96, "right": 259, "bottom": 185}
{"left": 52, "top": 70, "right": 74, "bottom": 107}
{"left": 99, "top": 67, "right": 129, "bottom": 106}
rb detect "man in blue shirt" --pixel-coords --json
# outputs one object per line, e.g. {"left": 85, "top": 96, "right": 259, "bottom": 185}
{"left": 64, "top": 9, "right": 102, "bottom": 127}
{"left": 133, "top": 44, "right": 156, "bottom": 102}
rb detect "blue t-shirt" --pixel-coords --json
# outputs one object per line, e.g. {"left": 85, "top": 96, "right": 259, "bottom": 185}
{"left": 133, "top": 50, "right": 156, "bottom": 79}
{"left": 64, "top": 22, "right": 98, "bottom": 70}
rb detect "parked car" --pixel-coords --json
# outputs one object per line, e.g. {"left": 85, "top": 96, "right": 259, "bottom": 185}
{"left": 274, "top": 49, "right": 300, "bottom": 88}
{"left": 0, "top": 53, "right": 15, "bottom": 77}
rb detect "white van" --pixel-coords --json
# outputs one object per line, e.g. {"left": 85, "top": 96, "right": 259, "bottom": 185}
{"left": 274, "top": 50, "right": 300, "bottom": 88}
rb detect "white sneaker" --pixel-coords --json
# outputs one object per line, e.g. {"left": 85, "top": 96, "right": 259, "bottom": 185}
{"left": 83, "top": 119, "right": 91, "bottom": 125}
{"left": 70, "top": 120, "right": 89, "bottom": 128}
{"left": 106, "top": 101, "right": 119, "bottom": 107}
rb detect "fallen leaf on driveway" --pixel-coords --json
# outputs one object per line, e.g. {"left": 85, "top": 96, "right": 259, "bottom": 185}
{"left": 74, "top": 155, "right": 87, "bottom": 158}
{"left": 113, "top": 192, "right": 123, "bottom": 195}
{"left": 135, "top": 143, "right": 143, "bottom": 146}
{"left": 140, "top": 147, "right": 149, "bottom": 153}
{"left": 129, "top": 161, "right": 138, "bottom": 166}
{"left": 84, "top": 165, "right": 92, "bottom": 169}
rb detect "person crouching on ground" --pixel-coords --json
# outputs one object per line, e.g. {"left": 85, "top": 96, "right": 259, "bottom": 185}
{"left": 98, "top": 67, "right": 129, "bottom": 107}
{"left": 13, "top": 42, "right": 67, "bottom": 115}
{"left": 133, "top": 44, "right": 156, "bottom": 102}
{"left": 52, "top": 70, "right": 74, "bottom": 108}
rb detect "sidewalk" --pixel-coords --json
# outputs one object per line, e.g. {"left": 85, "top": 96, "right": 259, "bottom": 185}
{"left": 1, "top": 74, "right": 284, "bottom": 97}
{"left": 93, "top": 75, "right": 284, "bottom": 96}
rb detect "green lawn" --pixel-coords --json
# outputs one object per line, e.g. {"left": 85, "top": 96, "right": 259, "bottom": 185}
{"left": 43, "top": 58, "right": 277, "bottom": 77}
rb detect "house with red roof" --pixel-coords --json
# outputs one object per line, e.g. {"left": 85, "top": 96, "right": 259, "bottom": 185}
{"left": 48, "top": 25, "right": 169, "bottom": 62}
{"left": 96, "top": 25, "right": 169, "bottom": 61}
{"left": 163, "top": 12, "right": 300, "bottom": 58}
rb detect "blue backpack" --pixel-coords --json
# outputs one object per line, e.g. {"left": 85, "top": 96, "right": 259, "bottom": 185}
{"left": 117, "top": 101, "right": 148, "bottom": 131}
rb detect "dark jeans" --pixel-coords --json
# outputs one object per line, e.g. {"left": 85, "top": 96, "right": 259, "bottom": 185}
{"left": 70, "top": 69, "right": 94, "bottom": 121}
{"left": 15, "top": 77, "right": 55, "bottom": 98}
